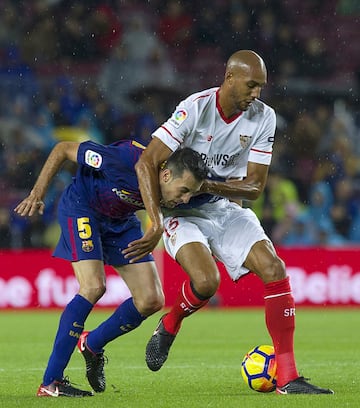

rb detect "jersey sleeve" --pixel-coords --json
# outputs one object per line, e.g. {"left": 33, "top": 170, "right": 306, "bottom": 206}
{"left": 77, "top": 140, "right": 107, "bottom": 170}
{"left": 152, "top": 97, "right": 197, "bottom": 151}
{"left": 248, "top": 106, "right": 276, "bottom": 165}
{"left": 77, "top": 140, "right": 132, "bottom": 170}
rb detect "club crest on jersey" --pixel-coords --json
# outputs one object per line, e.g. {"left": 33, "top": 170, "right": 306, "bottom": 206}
{"left": 82, "top": 240, "right": 94, "bottom": 252}
{"left": 169, "top": 109, "right": 188, "bottom": 128}
{"left": 85, "top": 150, "right": 102, "bottom": 168}
{"left": 239, "top": 135, "right": 252, "bottom": 149}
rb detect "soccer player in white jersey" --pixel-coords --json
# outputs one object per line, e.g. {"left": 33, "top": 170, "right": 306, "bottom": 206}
{"left": 123, "top": 50, "right": 334, "bottom": 395}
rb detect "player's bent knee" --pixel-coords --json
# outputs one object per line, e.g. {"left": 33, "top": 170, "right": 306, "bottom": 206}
{"left": 193, "top": 275, "right": 220, "bottom": 298}
{"left": 134, "top": 292, "right": 165, "bottom": 316}
{"left": 79, "top": 284, "right": 106, "bottom": 304}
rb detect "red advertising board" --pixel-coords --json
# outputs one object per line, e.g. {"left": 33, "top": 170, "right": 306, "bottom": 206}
{"left": 0, "top": 247, "right": 359, "bottom": 309}
{"left": 162, "top": 247, "right": 360, "bottom": 307}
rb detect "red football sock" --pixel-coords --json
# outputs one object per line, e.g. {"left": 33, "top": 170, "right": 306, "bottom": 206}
{"left": 163, "top": 280, "right": 209, "bottom": 335}
{"left": 264, "top": 277, "right": 299, "bottom": 387}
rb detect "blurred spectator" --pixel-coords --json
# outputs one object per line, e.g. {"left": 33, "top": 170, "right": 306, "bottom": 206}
{"left": 272, "top": 24, "right": 305, "bottom": 83}
{"left": 2, "top": 126, "right": 47, "bottom": 189}
{"left": 21, "top": 213, "right": 47, "bottom": 248}
{"left": 0, "top": 207, "right": 12, "bottom": 248}
{"left": 57, "top": 3, "right": 92, "bottom": 61}
{"left": 0, "top": 2, "right": 22, "bottom": 51}
{"left": 315, "top": 219, "right": 348, "bottom": 246}
{"left": 98, "top": 12, "right": 175, "bottom": 113}
{"left": 193, "top": 2, "right": 228, "bottom": 50}
{"left": 30, "top": 108, "right": 57, "bottom": 153}
{"left": 307, "top": 181, "right": 334, "bottom": 225}
{"left": 88, "top": 4, "right": 122, "bottom": 58}
{"left": 272, "top": 211, "right": 317, "bottom": 246}
{"left": 21, "top": 8, "right": 59, "bottom": 65}
{"left": 253, "top": 9, "right": 278, "bottom": 57}
{"left": 349, "top": 214, "right": 360, "bottom": 243}
{"left": 218, "top": 10, "right": 253, "bottom": 60}
{"left": 336, "top": 0, "right": 360, "bottom": 15}
{"left": 299, "top": 36, "right": 333, "bottom": 79}
{"left": 252, "top": 169, "right": 302, "bottom": 237}
{"left": 157, "top": 0, "right": 194, "bottom": 57}
{"left": 330, "top": 178, "right": 359, "bottom": 239}
{"left": 287, "top": 111, "right": 324, "bottom": 202}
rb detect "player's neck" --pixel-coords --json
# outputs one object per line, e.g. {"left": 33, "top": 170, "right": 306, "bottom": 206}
{"left": 218, "top": 86, "right": 242, "bottom": 118}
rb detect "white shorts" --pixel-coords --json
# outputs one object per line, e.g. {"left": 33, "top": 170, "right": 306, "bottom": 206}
{"left": 163, "top": 199, "right": 270, "bottom": 281}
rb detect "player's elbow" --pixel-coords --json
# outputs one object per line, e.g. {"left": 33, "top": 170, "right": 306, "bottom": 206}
{"left": 246, "top": 185, "right": 263, "bottom": 201}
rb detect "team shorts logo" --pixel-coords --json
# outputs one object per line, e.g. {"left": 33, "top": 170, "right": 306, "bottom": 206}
{"left": 239, "top": 135, "right": 252, "bottom": 149}
{"left": 85, "top": 150, "right": 102, "bottom": 168}
{"left": 82, "top": 240, "right": 94, "bottom": 252}
{"left": 170, "top": 232, "right": 177, "bottom": 246}
{"left": 169, "top": 109, "right": 188, "bottom": 128}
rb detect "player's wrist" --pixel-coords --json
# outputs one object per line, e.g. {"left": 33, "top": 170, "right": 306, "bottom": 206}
{"left": 200, "top": 179, "right": 212, "bottom": 194}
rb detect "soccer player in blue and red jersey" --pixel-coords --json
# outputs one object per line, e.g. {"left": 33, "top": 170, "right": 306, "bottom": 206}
{"left": 15, "top": 139, "right": 208, "bottom": 397}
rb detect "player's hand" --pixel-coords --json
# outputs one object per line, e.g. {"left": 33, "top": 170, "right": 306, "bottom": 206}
{"left": 14, "top": 194, "right": 45, "bottom": 217}
{"left": 122, "top": 226, "right": 163, "bottom": 263}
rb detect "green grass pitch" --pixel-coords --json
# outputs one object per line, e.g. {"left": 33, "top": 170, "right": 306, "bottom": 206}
{"left": 0, "top": 308, "right": 359, "bottom": 407}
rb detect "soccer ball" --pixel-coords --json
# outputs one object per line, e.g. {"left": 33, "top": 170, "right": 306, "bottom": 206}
{"left": 241, "top": 345, "right": 277, "bottom": 392}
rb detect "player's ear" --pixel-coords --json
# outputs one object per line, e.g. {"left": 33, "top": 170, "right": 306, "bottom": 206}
{"left": 161, "top": 168, "right": 171, "bottom": 183}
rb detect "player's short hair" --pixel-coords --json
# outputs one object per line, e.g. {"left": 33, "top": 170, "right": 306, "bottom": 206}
{"left": 165, "top": 148, "right": 208, "bottom": 182}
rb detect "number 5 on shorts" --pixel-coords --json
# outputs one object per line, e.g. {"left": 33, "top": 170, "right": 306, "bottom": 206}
{"left": 77, "top": 217, "right": 92, "bottom": 239}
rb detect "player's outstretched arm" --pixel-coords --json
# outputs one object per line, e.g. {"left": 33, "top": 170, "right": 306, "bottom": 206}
{"left": 14, "top": 141, "right": 80, "bottom": 217}
{"left": 123, "top": 138, "right": 172, "bottom": 262}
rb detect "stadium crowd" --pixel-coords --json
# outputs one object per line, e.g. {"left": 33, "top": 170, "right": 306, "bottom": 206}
{"left": 0, "top": 0, "right": 359, "bottom": 249}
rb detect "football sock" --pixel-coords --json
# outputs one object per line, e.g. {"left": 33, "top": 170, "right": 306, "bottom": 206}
{"left": 264, "top": 277, "right": 299, "bottom": 387}
{"left": 163, "top": 280, "right": 210, "bottom": 335}
{"left": 43, "top": 294, "right": 93, "bottom": 385}
{"left": 86, "top": 297, "right": 146, "bottom": 353}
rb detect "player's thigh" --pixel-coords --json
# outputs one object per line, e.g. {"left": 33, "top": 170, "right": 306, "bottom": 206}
{"left": 72, "top": 259, "right": 106, "bottom": 290}
{"left": 214, "top": 207, "right": 269, "bottom": 281}
{"left": 163, "top": 216, "right": 219, "bottom": 281}
{"left": 176, "top": 242, "right": 219, "bottom": 283}
{"left": 244, "top": 240, "right": 286, "bottom": 283}
{"left": 115, "top": 261, "right": 162, "bottom": 298}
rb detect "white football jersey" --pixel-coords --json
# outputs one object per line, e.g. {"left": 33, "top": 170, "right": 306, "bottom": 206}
{"left": 152, "top": 87, "right": 276, "bottom": 179}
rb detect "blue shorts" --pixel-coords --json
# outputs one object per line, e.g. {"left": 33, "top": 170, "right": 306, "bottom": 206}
{"left": 53, "top": 205, "right": 154, "bottom": 266}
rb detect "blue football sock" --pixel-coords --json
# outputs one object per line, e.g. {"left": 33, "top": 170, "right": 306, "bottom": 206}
{"left": 87, "top": 297, "right": 146, "bottom": 353}
{"left": 43, "top": 294, "right": 93, "bottom": 385}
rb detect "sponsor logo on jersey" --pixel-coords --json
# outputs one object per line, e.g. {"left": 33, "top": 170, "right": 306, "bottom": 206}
{"left": 169, "top": 108, "right": 188, "bottom": 128}
{"left": 239, "top": 135, "right": 252, "bottom": 149}
{"left": 200, "top": 152, "right": 241, "bottom": 168}
{"left": 112, "top": 188, "right": 144, "bottom": 208}
{"left": 82, "top": 240, "right": 94, "bottom": 252}
{"left": 85, "top": 149, "right": 102, "bottom": 168}
{"left": 207, "top": 135, "right": 213, "bottom": 142}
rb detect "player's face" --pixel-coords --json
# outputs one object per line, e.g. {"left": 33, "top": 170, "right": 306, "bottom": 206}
{"left": 230, "top": 67, "right": 267, "bottom": 111}
{"left": 159, "top": 169, "right": 203, "bottom": 208}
